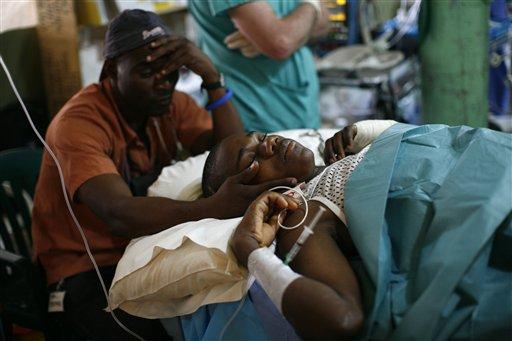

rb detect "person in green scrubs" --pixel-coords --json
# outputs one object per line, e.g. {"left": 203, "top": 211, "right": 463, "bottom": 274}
{"left": 189, "top": 0, "right": 329, "bottom": 133}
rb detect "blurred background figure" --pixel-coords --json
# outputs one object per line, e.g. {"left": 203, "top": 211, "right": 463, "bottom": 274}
{"left": 189, "top": 0, "right": 330, "bottom": 132}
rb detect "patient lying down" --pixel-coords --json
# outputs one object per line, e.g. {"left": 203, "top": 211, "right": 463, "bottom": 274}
{"left": 202, "top": 120, "right": 512, "bottom": 340}
{"left": 201, "top": 121, "right": 395, "bottom": 339}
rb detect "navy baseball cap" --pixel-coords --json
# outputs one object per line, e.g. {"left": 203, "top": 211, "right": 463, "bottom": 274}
{"left": 100, "top": 9, "right": 170, "bottom": 80}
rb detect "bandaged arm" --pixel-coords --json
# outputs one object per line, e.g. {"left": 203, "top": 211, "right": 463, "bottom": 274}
{"left": 350, "top": 119, "right": 398, "bottom": 153}
{"left": 248, "top": 247, "right": 362, "bottom": 339}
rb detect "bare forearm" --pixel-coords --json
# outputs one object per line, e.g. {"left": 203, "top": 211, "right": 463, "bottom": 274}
{"left": 277, "top": 203, "right": 363, "bottom": 338}
{"left": 231, "top": 3, "right": 318, "bottom": 60}
{"left": 103, "top": 196, "right": 217, "bottom": 238}
{"left": 77, "top": 174, "right": 222, "bottom": 238}
{"left": 278, "top": 4, "right": 317, "bottom": 54}
{"left": 282, "top": 278, "right": 363, "bottom": 339}
{"left": 309, "top": 2, "right": 330, "bottom": 40}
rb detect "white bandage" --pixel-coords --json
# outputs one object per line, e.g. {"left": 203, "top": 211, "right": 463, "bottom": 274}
{"left": 247, "top": 247, "right": 301, "bottom": 313}
{"left": 301, "top": 0, "right": 321, "bottom": 19}
{"left": 351, "top": 120, "right": 398, "bottom": 153}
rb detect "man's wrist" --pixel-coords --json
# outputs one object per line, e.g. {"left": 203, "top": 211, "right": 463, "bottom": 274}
{"left": 195, "top": 196, "right": 217, "bottom": 218}
{"left": 202, "top": 70, "right": 221, "bottom": 86}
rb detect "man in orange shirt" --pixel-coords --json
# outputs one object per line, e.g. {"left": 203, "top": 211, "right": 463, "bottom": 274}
{"left": 32, "top": 9, "right": 297, "bottom": 340}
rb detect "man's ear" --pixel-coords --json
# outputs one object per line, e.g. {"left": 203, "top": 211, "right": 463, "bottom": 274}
{"left": 104, "top": 59, "right": 117, "bottom": 79}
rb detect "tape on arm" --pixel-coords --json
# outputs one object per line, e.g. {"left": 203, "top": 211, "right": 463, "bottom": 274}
{"left": 247, "top": 247, "right": 302, "bottom": 313}
{"left": 351, "top": 120, "right": 398, "bottom": 153}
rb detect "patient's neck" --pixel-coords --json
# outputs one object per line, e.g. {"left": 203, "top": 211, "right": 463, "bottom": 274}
{"left": 306, "top": 166, "right": 325, "bottom": 182}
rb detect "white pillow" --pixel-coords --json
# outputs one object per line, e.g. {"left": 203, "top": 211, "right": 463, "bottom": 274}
{"left": 147, "top": 151, "right": 209, "bottom": 201}
{"left": 110, "top": 129, "right": 339, "bottom": 318}
{"left": 109, "top": 217, "right": 247, "bottom": 318}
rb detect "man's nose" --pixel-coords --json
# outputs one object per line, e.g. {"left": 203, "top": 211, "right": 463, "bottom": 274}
{"left": 258, "top": 137, "right": 276, "bottom": 157}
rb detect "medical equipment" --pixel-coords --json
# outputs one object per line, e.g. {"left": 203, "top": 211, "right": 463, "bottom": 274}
{"left": 219, "top": 185, "right": 325, "bottom": 340}
{"left": 269, "top": 186, "right": 309, "bottom": 230}
{"left": 359, "top": 0, "right": 422, "bottom": 50}
{"left": 0, "top": 56, "right": 146, "bottom": 341}
{"left": 284, "top": 206, "right": 326, "bottom": 265}
{"left": 248, "top": 247, "right": 302, "bottom": 314}
{"left": 271, "top": 185, "right": 327, "bottom": 263}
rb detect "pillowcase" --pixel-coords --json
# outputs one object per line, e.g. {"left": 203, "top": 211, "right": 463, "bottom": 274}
{"left": 109, "top": 217, "right": 247, "bottom": 318}
{"left": 109, "top": 129, "right": 338, "bottom": 318}
{"left": 147, "top": 151, "right": 209, "bottom": 200}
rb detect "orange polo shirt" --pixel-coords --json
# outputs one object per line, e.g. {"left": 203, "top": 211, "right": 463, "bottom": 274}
{"left": 31, "top": 79, "right": 212, "bottom": 285}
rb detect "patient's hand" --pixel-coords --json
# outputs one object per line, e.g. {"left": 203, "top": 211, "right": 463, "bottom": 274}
{"left": 230, "top": 191, "right": 298, "bottom": 267}
{"left": 323, "top": 124, "right": 357, "bottom": 165}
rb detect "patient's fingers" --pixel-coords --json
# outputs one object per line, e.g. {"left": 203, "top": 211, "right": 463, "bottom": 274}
{"left": 323, "top": 124, "right": 359, "bottom": 165}
{"left": 244, "top": 192, "right": 299, "bottom": 246}
{"left": 332, "top": 132, "right": 346, "bottom": 159}
{"left": 333, "top": 131, "right": 347, "bottom": 161}
{"left": 342, "top": 128, "right": 353, "bottom": 151}
{"left": 341, "top": 125, "right": 357, "bottom": 153}
{"left": 323, "top": 138, "right": 336, "bottom": 165}
{"left": 249, "top": 192, "right": 297, "bottom": 222}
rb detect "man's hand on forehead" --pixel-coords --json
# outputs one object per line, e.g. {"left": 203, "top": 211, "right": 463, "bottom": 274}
{"left": 146, "top": 35, "right": 181, "bottom": 62}
{"left": 145, "top": 36, "right": 220, "bottom": 84}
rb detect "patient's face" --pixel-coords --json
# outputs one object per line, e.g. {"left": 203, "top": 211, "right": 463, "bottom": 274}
{"left": 215, "top": 132, "right": 315, "bottom": 184}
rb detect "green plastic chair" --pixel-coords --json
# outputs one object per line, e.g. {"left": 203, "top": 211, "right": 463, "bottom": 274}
{"left": 0, "top": 147, "right": 48, "bottom": 337}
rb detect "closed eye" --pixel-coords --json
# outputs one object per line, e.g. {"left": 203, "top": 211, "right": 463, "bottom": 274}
{"left": 248, "top": 152, "right": 257, "bottom": 167}
{"left": 240, "top": 133, "right": 267, "bottom": 170}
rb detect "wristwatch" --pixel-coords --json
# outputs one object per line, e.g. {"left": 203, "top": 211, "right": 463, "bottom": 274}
{"left": 201, "top": 73, "right": 225, "bottom": 90}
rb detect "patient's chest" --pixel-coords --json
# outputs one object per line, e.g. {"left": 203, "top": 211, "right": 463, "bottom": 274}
{"left": 302, "top": 146, "right": 370, "bottom": 224}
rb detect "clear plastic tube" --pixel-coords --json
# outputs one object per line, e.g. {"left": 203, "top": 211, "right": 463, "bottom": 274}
{"left": 284, "top": 206, "right": 326, "bottom": 265}
{"left": 0, "top": 55, "right": 146, "bottom": 341}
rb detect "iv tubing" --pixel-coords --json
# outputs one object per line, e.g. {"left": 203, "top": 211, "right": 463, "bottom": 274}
{"left": 269, "top": 186, "right": 308, "bottom": 230}
{"left": 285, "top": 206, "right": 326, "bottom": 265}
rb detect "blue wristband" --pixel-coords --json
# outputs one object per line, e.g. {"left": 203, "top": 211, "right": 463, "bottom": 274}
{"left": 205, "top": 88, "right": 233, "bottom": 111}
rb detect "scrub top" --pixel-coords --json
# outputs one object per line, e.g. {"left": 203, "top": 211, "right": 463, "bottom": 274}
{"left": 189, "top": 0, "right": 321, "bottom": 133}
